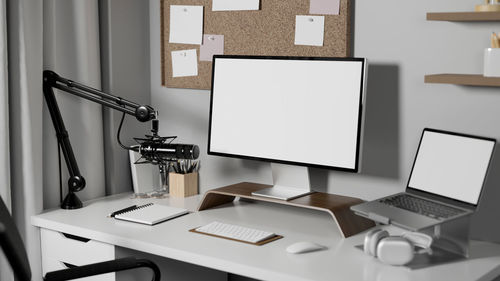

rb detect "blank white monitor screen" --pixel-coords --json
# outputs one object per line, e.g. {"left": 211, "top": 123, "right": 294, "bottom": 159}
{"left": 208, "top": 56, "right": 366, "bottom": 170}
{"left": 408, "top": 129, "right": 495, "bottom": 205}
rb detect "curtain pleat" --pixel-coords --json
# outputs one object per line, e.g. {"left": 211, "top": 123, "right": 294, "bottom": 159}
{"left": 0, "top": 0, "right": 13, "bottom": 279}
{"left": 1, "top": 1, "right": 129, "bottom": 279}
{"left": 5, "top": 0, "right": 44, "bottom": 280}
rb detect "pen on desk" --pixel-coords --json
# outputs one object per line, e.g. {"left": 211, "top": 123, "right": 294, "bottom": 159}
{"left": 108, "top": 205, "right": 137, "bottom": 218}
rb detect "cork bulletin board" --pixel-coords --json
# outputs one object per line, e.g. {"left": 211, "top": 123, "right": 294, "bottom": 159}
{"left": 161, "top": 0, "right": 352, "bottom": 90}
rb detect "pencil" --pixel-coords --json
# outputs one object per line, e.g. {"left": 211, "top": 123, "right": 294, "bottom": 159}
{"left": 492, "top": 32, "right": 500, "bottom": 48}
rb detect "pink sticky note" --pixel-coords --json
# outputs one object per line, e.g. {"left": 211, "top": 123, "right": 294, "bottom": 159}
{"left": 200, "top": 35, "right": 224, "bottom": 62}
{"left": 309, "top": 0, "right": 340, "bottom": 15}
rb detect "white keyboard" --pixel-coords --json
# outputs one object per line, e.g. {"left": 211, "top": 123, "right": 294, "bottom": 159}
{"left": 195, "top": 221, "right": 276, "bottom": 243}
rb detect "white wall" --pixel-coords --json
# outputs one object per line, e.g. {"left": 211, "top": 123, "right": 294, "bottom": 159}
{"left": 149, "top": 0, "right": 500, "bottom": 242}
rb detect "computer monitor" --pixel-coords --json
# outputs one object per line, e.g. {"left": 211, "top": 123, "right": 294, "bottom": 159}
{"left": 208, "top": 56, "right": 367, "bottom": 200}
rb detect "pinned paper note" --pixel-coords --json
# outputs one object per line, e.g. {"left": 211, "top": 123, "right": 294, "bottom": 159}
{"left": 200, "top": 35, "right": 224, "bottom": 61}
{"left": 169, "top": 5, "right": 203, "bottom": 45}
{"left": 212, "top": 0, "right": 260, "bottom": 11}
{"left": 294, "top": 16, "right": 325, "bottom": 46}
{"left": 309, "top": 0, "right": 340, "bottom": 15}
{"left": 171, "top": 49, "right": 198, "bottom": 77}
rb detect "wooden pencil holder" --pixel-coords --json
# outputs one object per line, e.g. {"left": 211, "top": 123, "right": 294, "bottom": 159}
{"left": 169, "top": 172, "right": 198, "bottom": 198}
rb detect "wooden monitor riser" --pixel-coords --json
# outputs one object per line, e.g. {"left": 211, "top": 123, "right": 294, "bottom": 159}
{"left": 197, "top": 182, "right": 375, "bottom": 238}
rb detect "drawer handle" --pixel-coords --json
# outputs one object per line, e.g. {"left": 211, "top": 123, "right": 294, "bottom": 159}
{"left": 62, "top": 232, "right": 90, "bottom": 243}
{"left": 62, "top": 262, "right": 77, "bottom": 269}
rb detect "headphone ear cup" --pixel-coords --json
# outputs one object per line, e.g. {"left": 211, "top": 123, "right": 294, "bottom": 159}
{"left": 364, "top": 229, "right": 389, "bottom": 257}
{"left": 377, "top": 237, "right": 414, "bottom": 266}
{"left": 364, "top": 229, "right": 382, "bottom": 256}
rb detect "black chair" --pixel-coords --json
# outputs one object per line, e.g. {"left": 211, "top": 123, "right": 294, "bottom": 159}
{"left": 0, "top": 196, "right": 161, "bottom": 281}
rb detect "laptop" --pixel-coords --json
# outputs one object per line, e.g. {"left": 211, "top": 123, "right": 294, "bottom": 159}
{"left": 351, "top": 128, "right": 496, "bottom": 231}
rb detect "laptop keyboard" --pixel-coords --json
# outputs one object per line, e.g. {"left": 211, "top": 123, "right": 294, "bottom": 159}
{"left": 380, "top": 194, "right": 466, "bottom": 220}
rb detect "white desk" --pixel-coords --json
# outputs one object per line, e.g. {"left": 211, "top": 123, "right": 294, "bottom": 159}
{"left": 32, "top": 193, "right": 500, "bottom": 281}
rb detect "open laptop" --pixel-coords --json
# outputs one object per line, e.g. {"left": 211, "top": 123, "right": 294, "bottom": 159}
{"left": 351, "top": 128, "right": 496, "bottom": 231}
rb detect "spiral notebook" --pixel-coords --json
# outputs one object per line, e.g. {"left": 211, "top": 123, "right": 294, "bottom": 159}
{"left": 114, "top": 203, "right": 189, "bottom": 225}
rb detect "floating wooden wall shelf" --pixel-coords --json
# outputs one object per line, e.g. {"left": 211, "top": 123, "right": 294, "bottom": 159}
{"left": 425, "top": 11, "right": 500, "bottom": 87}
{"left": 427, "top": 11, "right": 500, "bottom": 21}
{"left": 425, "top": 74, "right": 500, "bottom": 87}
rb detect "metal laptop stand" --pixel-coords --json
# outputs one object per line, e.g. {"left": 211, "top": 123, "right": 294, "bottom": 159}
{"left": 422, "top": 214, "right": 472, "bottom": 258}
{"left": 395, "top": 215, "right": 472, "bottom": 269}
{"left": 359, "top": 215, "right": 472, "bottom": 269}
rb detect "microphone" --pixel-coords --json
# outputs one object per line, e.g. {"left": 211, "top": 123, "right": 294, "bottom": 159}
{"left": 139, "top": 142, "right": 200, "bottom": 161}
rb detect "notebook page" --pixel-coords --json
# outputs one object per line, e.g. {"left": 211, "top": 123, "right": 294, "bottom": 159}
{"left": 115, "top": 204, "right": 188, "bottom": 225}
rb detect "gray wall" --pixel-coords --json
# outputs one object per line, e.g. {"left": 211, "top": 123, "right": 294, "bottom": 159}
{"left": 148, "top": 0, "right": 500, "bottom": 242}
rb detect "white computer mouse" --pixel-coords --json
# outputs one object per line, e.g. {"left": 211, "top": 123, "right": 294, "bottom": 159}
{"left": 286, "top": 241, "right": 326, "bottom": 254}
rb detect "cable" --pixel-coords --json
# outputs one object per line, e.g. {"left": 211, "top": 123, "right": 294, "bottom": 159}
{"left": 58, "top": 141, "right": 63, "bottom": 203}
{"left": 117, "top": 112, "right": 135, "bottom": 151}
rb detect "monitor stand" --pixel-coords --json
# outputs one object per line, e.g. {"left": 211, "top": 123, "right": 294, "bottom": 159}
{"left": 251, "top": 163, "right": 313, "bottom": 200}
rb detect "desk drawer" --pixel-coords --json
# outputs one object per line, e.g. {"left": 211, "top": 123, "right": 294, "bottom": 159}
{"left": 40, "top": 228, "right": 115, "bottom": 280}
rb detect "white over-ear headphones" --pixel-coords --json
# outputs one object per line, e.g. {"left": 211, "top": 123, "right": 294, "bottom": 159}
{"left": 363, "top": 228, "right": 433, "bottom": 266}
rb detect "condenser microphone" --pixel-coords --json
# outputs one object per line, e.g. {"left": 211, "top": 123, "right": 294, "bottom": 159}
{"left": 139, "top": 143, "right": 200, "bottom": 161}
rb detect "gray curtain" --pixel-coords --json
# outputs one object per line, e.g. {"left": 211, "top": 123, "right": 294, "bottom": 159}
{"left": 42, "top": 0, "right": 106, "bottom": 209}
{"left": 0, "top": 1, "right": 12, "bottom": 280}
{"left": 0, "top": 0, "right": 131, "bottom": 280}
{"left": 1, "top": 0, "right": 44, "bottom": 280}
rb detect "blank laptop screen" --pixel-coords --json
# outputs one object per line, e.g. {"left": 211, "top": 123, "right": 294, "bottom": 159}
{"left": 408, "top": 130, "right": 495, "bottom": 205}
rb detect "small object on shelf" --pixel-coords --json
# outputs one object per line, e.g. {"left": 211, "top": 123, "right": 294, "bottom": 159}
{"left": 491, "top": 32, "right": 500, "bottom": 48}
{"left": 484, "top": 48, "right": 500, "bottom": 77}
{"left": 476, "top": 0, "right": 500, "bottom": 12}
{"left": 169, "top": 172, "right": 198, "bottom": 198}
{"left": 484, "top": 32, "right": 500, "bottom": 77}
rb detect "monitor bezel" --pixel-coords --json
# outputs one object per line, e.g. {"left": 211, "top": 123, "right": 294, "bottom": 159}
{"left": 406, "top": 128, "right": 496, "bottom": 208}
{"left": 207, "top": 55, "right": 366, "bottom": 172}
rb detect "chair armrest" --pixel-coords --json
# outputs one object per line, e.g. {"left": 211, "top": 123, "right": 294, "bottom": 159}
{"left": 43, "top": 257, "right": 160, "bottom": 281}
